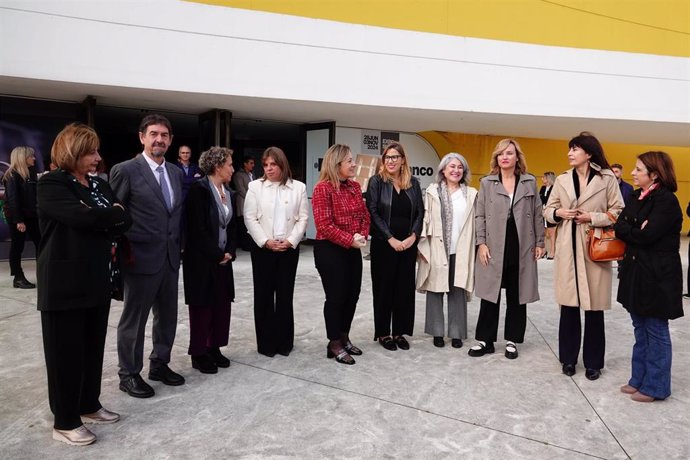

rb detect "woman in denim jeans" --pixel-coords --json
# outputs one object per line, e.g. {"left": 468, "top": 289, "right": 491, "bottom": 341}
{"left": 615, "top": 151, "right": 684, "bottom": 402}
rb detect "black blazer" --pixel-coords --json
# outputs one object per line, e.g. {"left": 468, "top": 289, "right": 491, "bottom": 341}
{"left": 183, "top": 178, "right": 237, "bottom": 306}
{"left": 365, "top": 175, "right": 424, "bottom": 241}
{"left": 615, "top": 186, "right": 684, "bottom": 320}
{"left": 36, "top": 170, "right": 132, "bottom": 311}
{"left": 3, "top": 168, "right": 38, "bottom": 224}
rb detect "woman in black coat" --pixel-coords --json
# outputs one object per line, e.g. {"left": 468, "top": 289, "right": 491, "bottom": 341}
{"left": 183, "top": 146, "right": 236, "bottom": 374}
{"left": 38, "top": 124, "right": 131, "bottom": 445}
{"left": 365, "top": 142, "right": 423, "bottom": 351}
{"left": 615, "top": 151, "right": 683, "bottom": 403}
{"left": 3, "top": 146, "right": 41, "bottom": 288}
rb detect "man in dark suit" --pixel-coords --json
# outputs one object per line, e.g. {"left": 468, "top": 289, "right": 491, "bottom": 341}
{"left": 110, "top": 114, "right": 185, "bottom": 398}
{"left": 232, "top": 155, "right": 255, "bottom": 250}
{"left": 611, "top": 163, "right": 633, "bottom": 204}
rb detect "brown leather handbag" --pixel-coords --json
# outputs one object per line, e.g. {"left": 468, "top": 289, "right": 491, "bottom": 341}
{"left": 587, "top": 212, "right": 625, "bottom": 262}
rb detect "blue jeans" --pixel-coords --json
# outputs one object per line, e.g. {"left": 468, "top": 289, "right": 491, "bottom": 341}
{"left": 629, "top": 312, "right": 672, "bottom": 400}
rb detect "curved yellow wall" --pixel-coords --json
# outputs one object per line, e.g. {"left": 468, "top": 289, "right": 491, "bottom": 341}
{"left": 419, "top": 131, "right": 690, "bottom": 232}
{"left": 193, "top": 0, "right": 690, "bottom": 57}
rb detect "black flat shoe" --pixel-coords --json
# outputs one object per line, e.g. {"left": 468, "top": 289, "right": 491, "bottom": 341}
{"left": 379, "top": 336, "right": 397, "bottom": 351}
{"left": 344, "top": 341, "right": 362, "bottom": 356}
{"left": 208, "top": 348, "right": 230, "bottom": 368}
{"left": 191, "top": 354, "right": 218, "bottom": 374}
{"left": 468, "top": 341, "right": 495, "bottom": 357}
{"left": 277, "top": 349, "right": 291, "bottom": 357}
{"left": 433, "top": 336, "right": 445, "bottom": 348}
{"left": 13, "top": 277, "right": 35, "bottom": 289}
{"left": 148, "top": 364, "right": 185, "bottom": 385}
{"left": 562, "top": 364, "right": 576, "bottom": 376}
{"left": 451, "top": 338, "right": 463, "bottom": 349}
{"left": 505, "top": 342, "right": 518, "bottom": 359}
{"left": 119, "top": 374, "right": 154, "bottom": 398}
{"left": 394, "top": 336, "right": 410, "bottom": 350}
{"left": 585, "top": 368, "right": 601, "bottom": 381}
{"left": 326, "top": 347, "right": 355, "bottom": 365}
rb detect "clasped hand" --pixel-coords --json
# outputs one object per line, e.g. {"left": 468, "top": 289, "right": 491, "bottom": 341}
{"left": 556, "top": 208, "right": 591, "bottom": 224}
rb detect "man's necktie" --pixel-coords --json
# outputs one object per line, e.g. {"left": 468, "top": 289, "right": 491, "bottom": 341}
{"left": 156, "top": 165, "right": 173, "bottom": 211}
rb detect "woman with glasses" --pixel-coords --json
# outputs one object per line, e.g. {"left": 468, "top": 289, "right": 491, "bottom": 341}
{"left": 365, "top": 142, "right": 423, "bottom": 351}
{"left": 417, "top": 153, "right": 478, "bottom": 349}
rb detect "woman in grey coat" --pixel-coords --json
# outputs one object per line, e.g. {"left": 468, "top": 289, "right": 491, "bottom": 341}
{"left": 469, "top": 139, "right": 545, "bottom": 359}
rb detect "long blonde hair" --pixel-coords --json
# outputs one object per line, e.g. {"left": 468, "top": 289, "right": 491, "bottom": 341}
{"left": 489, "top": 139, "right": 528, "bottom": 175}
{"left": 3, "top": 146, "right": 34, "bottom": 181}
{"left": 318, "top": 144, "right": 352, "bottom": 189}
{"left": 378, "top": 142, "right": 412, "bottom": 189}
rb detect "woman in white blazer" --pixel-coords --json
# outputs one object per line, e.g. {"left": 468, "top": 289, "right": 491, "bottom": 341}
{"left": 244, "top": 147, "right": 309, "bottom": 357}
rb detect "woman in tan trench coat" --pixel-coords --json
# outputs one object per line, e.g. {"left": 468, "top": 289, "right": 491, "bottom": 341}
{"left": 469, "top": 139, "right": 545, "bottom": 360}
{"left": 544, "top": 132, "right": 624, "bottom": 380}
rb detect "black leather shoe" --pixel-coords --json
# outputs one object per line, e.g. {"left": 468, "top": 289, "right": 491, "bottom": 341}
{"left": 344, "top": 342, "right": 362, "bottom": 356}
{"left": 451, "top": 339, "right": 463, "bottom": 349}
{"left": 277, "top": 349, "right": 291, "bottom": 357}
{"left": 191, "top": 354, "right": 218, "bottom": 374}
{"left": 468, "top": 342, "right": 495, "bottom": 357}
{"left": 433, "top": 336, "right": 445, "bottom": 348}
{"left": 505, "top": 342, "right": 518, "bottom": 359}
{"left": 562, "top": 364, "right": 576, "bottom": 376}
{"left": 394, "top": 336, "right": 410, "bottom": 350}
{"left": 209, "top": 348, "right": 230, "bottom": 368}
{"left": 379, "top": 336, "right": 397, "bottom": 351}
{"left": 13, "top": 277, "right": 35, "bottom": 289}
{"left": 585, "top": 368, "right": 601, "bottom": 381}
{"left": 148, "top": 364, "right": 185, "bottom": 386}
{"left": 119, "top": 374, "right": 154, "bottom": 398}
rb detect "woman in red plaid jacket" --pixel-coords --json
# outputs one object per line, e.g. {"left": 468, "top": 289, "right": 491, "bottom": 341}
{"left": 312, "top": 144, "right": 370, "bottom": 365}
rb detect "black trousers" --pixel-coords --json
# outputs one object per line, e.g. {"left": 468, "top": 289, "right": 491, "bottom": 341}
{"left": 250, "top": 245, "right": 299, "bottom": 355}
{"left": 474, "top": 269, "right": 526, "bottom": 343}
{"left": 314, "top": 240, "right": 362, "bottom": 341}
{"left": 236, "top": 217, "right": 253, "bottom": 251}
{"left": 370, "top": 237, "right": 416, "bottom": 338}
{"left": 8, "top": 217, "right": 40, "bottom": 277}
{"left": 559, "top": 306, "right": 605, "bottom": 370}
{"left": 41, "top": 305, "right": 110, "bottom": 430}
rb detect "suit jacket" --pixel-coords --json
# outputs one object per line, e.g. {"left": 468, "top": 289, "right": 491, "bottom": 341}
{"left": 183, "top": 178, "right": 236, "bottom": 305}
{"left": 110, "top": 154, "right": 184, "bottom": 274}
{"left": 176, "top": 161, "right": 203, "bottom": 200}
{"left": 243, "top": 178, "right": 309, "bottom": 248}
{"left": 232, "top": 170, "right": 252, "bottom": 217}
{"left": 36, "top": 170, "right": 131, "bottom": 311}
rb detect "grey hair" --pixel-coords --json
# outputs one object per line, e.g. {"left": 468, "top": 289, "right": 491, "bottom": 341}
{"left": 198, "top": 146, "right": 233, "bottom": 175}
{"left": 543, "top": 171, "right": 556, "bottom": 186}
{"left": 436, "top": 152, "right": 471, "bottom": 185}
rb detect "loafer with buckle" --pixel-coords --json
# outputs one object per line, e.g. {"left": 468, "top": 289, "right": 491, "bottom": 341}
{"left": 81, "top": 407, "right": 120, "bottom": 425}
{"left": 562, "top": 364, "right": 576, "bottom": 376}
{"left": 379, "top": 336, "right": 397, "bottom": 351}
{"left": 344, "top": 342, "right": 363, "bottom": 356}
{"left": 52, "top": 425, "right": 96, "bottom": 446}
{"left": 394, "top": 336, "right": 410, "bottom": 350}
{"left": 468, "top": 341, "right": 495, "bottom": 357}
{"left": 148, "top": 364, "right": 185, "bottom": 386}
{"left": 119, "top": 374, "right": 154, "bottom": 398}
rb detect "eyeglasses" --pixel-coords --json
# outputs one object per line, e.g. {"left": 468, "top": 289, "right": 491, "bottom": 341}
{"left": 383, "top": 154, "right": 402, "bottom": 163}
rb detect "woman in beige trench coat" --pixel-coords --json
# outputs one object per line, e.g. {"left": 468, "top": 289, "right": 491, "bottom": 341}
{"left": 416, "top": 153, "right": 477, "bottom": 349}
{"left": 544, "top": 132, "right": 624, "bottom": 380}
{"left": 469, "top": 139, "right": 545, "bottom": 360}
